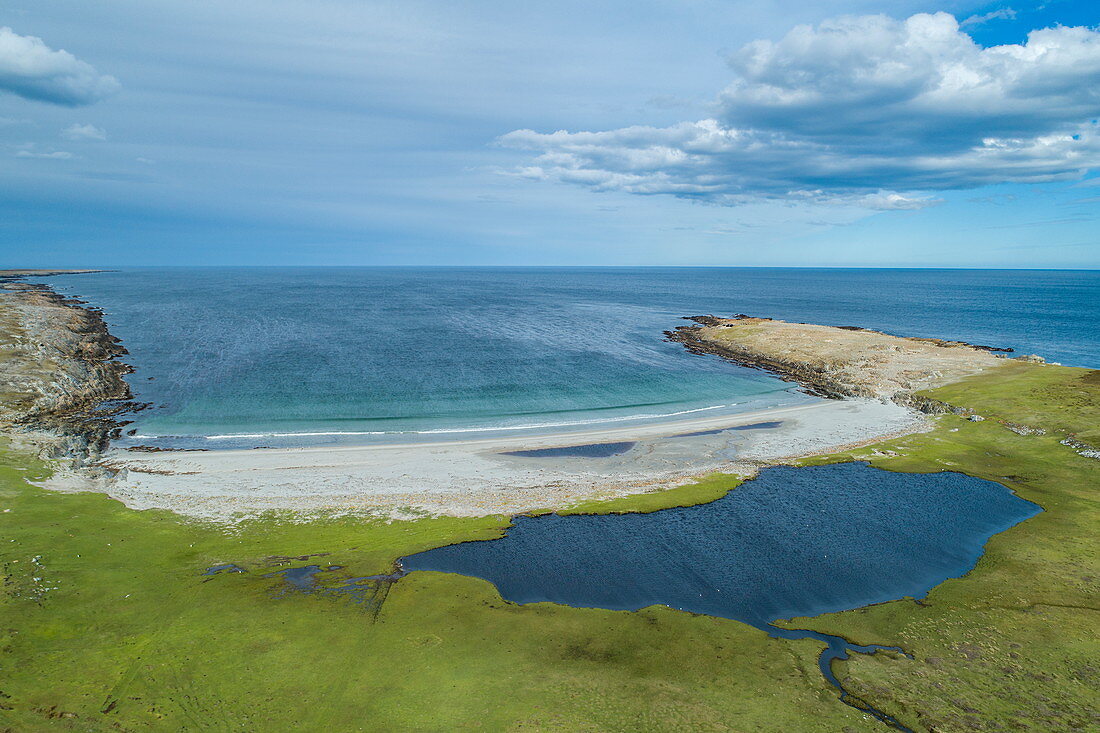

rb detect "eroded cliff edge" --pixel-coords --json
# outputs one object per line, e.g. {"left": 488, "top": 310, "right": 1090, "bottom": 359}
{"left": 0, "top": 280, "right": 138, "bottom": 465}
{"left": 665, "top": 314, "right": 1035, "bottom": 413}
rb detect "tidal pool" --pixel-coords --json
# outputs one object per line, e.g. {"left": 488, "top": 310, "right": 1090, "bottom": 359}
{"left": 502, "top": 441, "right": 637, "bottom": 458}
{"left": 404, "top": 462, "right": 1040, "bottom": 627}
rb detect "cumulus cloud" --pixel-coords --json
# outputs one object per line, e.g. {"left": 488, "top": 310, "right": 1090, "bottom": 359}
{"left": 62, "top": 122, "right": 107, "bottom": 140}
{"left": 0, "top": 27, "right": 119, "bottom": 106}
{"left": 500, "top": 13, "right": 1100, "bottom": 208}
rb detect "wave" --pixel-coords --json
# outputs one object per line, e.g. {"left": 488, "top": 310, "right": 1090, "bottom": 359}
{"left": 130, "top": 402, "right": 749, "bottom": 441}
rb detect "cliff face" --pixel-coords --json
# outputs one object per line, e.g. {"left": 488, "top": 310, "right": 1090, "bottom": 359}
{"left": 0, "top": 282, "right": 137, "bottom": 462}
{"left": 666, "top": 315, "right": 1019, "bottom": 413}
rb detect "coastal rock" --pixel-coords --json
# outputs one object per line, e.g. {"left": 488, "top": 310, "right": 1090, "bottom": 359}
{"left": 1003, "top": 422, "right": 1045, "bottom": 436}
{"left": 1060, "top": 437, "right": 1100, "bottom": 460}
{"left": 666, "top": 314, "right": 1010, "bottom": 414}
{"left": 0, "top": 281, "right": 136, "bottom": 465}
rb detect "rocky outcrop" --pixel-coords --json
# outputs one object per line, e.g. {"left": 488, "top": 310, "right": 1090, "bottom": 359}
{"left": 666, "top": 315, "right": 1017, "bottom": 415}
{"left": 0, "top": 281, "right": 139, "bottom": 464}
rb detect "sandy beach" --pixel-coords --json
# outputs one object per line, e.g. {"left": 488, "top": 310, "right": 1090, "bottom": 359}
{"left": 40, "top": 397, "right": 926, "bottom": 521}
{"left": 1, "top": 276, "right": 935, "bottom": 523}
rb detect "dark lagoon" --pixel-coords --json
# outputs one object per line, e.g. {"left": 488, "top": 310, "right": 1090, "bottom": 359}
{"left": 405, "top": 462, "right": 1040, "bottom": 727}
{"left": 404, "top": 462, "right": 1040, "bottom": 627}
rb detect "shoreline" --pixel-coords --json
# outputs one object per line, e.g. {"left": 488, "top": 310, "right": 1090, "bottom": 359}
{"left": 0, "top": 277, "right": 933, "bottom": 523}
{"left": 1, "top": 282, "right": 987, "bottom": 523}
{"left": 128, "top": 398, "right": 836, "bottom": 454}
{"left": 58, "top": 397, "right": 925, "bottom": 521}
{"left": 118, "top": 392, "right": 810, "bottom": 450}
{"left": 0, "top": 268, "right": 108, "bottom": 281}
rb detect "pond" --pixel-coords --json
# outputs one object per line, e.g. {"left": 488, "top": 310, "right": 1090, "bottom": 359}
{"left": 403, "top": 462, "right": 1039, "bottom": 729}
{"left": 405, "top": 462, "right": 1039, "bottom": 626}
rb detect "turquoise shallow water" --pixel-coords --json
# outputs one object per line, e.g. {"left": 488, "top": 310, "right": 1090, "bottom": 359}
{"left": 39, "top": 267, "right": 1100, "bottom": 449}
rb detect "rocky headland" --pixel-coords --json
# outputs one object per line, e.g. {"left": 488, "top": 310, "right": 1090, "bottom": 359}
{"left": 665, "top": 314, "right": 1037, "bottom": 413}
{"left": 0, "top": 280, "right": 138, "bottom": 466}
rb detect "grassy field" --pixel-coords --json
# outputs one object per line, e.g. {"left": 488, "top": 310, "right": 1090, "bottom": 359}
{"left": 0, "top": 446, "right": 867, "bottom": 732}
{"left": 1, "top": 360, "right": 1095, "bottom": 731}
{"left": 785, "top": 362, "right": 1099, "bottom": 731}
{"left": 553, "top": 471, "right": 743, "bottom": 515}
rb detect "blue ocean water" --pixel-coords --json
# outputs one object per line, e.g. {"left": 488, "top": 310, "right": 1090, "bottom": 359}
{"left": 42, "top": 267, "right": 1100, "bottom": 448}
{"left": 403, "top": 462, "right": 1041, "bottom": 626}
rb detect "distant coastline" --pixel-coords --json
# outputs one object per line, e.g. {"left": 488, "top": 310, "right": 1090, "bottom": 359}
{"left": 0, "top": 268, "right": 107, "bottom": 279}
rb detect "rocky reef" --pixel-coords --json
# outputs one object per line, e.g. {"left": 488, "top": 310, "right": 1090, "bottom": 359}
{"left": 0, "top": 280, "right": 139, "bottom": 465}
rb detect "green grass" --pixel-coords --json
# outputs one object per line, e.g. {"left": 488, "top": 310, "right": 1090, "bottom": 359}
{"left": 931, "top": 360, "right": 1100, "bottom": 442}
{"left": 0, "top": 442, "right": 867, "bottom": 732}
{"left": 783, "top": 363, "right": 1100, "bottom": 731}
{"left": 1, "top": 360, "right": 1096, "bottom": 731}
{"left": 552, "top": 472, "right": 743, "bottom": 515}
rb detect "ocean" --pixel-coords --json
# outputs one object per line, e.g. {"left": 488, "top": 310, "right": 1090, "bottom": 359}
{"left": 42, "top": 267, "right": 1100, "bottom": 449}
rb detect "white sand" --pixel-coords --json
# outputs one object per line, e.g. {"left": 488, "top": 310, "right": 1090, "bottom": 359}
{"left": 41, "top": 398, "right": 926, "bottom": 521}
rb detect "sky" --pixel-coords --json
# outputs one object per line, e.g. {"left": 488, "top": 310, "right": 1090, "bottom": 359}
{"left": 1, "top": 0, "right": 1097, "bottom": 267}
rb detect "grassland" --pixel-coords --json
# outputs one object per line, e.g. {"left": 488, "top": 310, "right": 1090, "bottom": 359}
{"left": 553, "top": 471, "right": 743, "bottom": 515}
{"left": 0, "top": 445, "right": 872, "bottom": 731}
{"left": 783, "top": 362, "right": 1099, "bottom": 731}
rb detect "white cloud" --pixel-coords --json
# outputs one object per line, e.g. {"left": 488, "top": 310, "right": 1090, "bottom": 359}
{"left": 855, "top": 192, "right": 943, "bottom": 211}
{"left": 16, "top": 149, "right": 73, "bottom": 159}
{"left": 500, "top": 13, "right": 1100, "bottom": 208}
{"left": 0, "top": 26, "right": 119, "bottom": 106}
{"left": 960, "top": 8, "right": 1017, "bottom": 28}
{"left": 62, "top": 122, "right": 107, "bottom": 140}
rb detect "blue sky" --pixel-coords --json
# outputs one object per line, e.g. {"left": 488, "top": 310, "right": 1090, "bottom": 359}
{"left": 1, "top": 0, "right": 1097, "bottom": 267}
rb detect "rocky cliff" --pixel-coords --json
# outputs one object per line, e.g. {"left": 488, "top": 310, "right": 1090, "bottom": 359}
{"left": 0, "top": 281, "right": 138, "bottom": 463}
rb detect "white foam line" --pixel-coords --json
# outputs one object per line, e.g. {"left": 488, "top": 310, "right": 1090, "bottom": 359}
{"left": 134, "top": 402, "right": 748, "bottom": 441}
